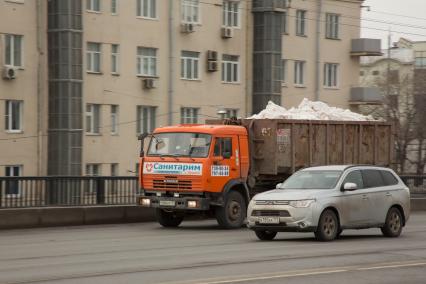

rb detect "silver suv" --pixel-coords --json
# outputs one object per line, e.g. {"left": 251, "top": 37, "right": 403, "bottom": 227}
{"left": 247, "top": 165, "right": 410, "bottom": 241}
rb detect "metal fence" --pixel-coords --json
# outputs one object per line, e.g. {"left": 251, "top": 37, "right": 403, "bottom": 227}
{"left": 0, "top": 175, "right": 424, "bottom": 209}
{"left": 400, "top": 175, "right": 426, "bottom": 195}
{"left": 0, "top": 177, "right": 138, "bottom": 208}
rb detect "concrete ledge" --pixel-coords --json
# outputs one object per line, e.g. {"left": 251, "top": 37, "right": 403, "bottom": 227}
{"left": 411, "top": 198, "right": 426, "bottom": 211}
{"left": 0, "top": 205, "right": 156, "bottom": 230}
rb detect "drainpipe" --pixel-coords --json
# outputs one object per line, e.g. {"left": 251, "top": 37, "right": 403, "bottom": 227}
{"left": 168, "top": 0, "right": 175, "bottom": 125}
{"left": 36, "top": 0, "right": 43, "bottom": 175}
{"left": 314, "top": 0, "right": 323, "bottom": 101}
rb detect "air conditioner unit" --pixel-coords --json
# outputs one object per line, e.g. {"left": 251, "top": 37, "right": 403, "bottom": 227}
{"left": 142, "top": 78, "right": 157, "bottom": 89}
{"left": 207, "top": 50, "right": 218, "bottom": 61}
{"left": 221, "top": 27, "right": 234, "bottom": 39}
{"left": 2, "top": 66, "right": 16, "bottom": 80}
{"left": 181, "top": 23, "right": 195, "bottom": 33}
{"left": 207, "top": 61, "right": 218, "bottom": 72}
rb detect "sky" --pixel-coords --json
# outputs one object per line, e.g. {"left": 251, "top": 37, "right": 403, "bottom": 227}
{"left": 361, "top": 0, "right": 426, "bottom": 48}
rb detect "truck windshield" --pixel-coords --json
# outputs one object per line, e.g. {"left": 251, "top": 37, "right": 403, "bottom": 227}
{"left": 280, "top": 171, "right": 342, "bottom": 190}
{"left": 147, "top": 132, "right": 212, "bottom": 158}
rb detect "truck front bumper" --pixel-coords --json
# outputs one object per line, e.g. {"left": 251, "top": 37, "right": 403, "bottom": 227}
{"left": 137, "top": 195, "right": 211, "bottom": 211}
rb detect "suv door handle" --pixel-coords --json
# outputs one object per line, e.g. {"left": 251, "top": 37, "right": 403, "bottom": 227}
{"left": 362, "top": 194, "right": 369, "bottom": 200}
{"left": 386, "top": 192, "right": 392, "bottom": 197}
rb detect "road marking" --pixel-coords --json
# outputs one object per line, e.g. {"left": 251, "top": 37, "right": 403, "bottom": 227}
{"left": 184, "top": 261, "right": 426, "bottom": 284}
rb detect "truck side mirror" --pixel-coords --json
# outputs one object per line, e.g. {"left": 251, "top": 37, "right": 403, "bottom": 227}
{"left": 138, "top": 133, "right": 148, "bottom": 157}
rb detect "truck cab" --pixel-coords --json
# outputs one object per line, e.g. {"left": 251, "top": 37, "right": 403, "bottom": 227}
{"left": 138, "top": 124, "right": 250, "bottom": 228}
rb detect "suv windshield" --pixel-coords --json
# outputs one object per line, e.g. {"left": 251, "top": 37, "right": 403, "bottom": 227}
{"left": 147, "top": 132, "right": 212, "bottom": 158}
{"left": 280, "top": 170, "right": 342, "bottom": 190}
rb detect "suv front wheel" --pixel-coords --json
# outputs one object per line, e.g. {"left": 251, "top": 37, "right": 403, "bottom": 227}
{"left": 315, "top": 209, "right": 339, "bottom": 241}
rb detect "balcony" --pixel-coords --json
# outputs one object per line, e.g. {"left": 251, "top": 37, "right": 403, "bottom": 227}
{"left": 351, "top": 39, "right": 382, "bottom": 56}
{"left": 349, "top": 87, "right": 383, "bottom": 104}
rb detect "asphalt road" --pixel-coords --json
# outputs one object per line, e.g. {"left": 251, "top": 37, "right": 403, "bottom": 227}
{"left": 1, "top": 213, "right": 426, "bottom": 284}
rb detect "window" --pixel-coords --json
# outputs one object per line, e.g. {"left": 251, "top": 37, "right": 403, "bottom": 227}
{"left": 87, "top": 0, "right": 101, "bottom": 12}
{"left": 111, "top": 163, "right": 119, "bottom": 176}
{"left": 137, "top": 0, "right": 157, "bottom": 18}
{"left": 282, "top": 10, "right": 288, "bottom": 34}
{"left": 4, "top": 34, "right": 23, "bottom": 67}
{"left": 182, "top": 0, "right": 200, "bottom": 24}
{"left": 137, "top": 47, "right": 157, "bottom": 76}
{"left": 415, "top": 51, "right": 426, "bottom": 68}
{"left": 221, "top": 109, "right": 238, "bottom": 119}
{"left": 281, "top": 59, "right": 287, "bottom": 83}
{"left": 294, "top": 60, "right": 305, "bottom": 85}
{"left": 221, "top": 54, "right": 239, "bottom": 83}
{"left": 360, "top": 70, "right": 365, "bottom": 76}
{"left": 111, "top": 44, "right": 119, "bottom": 74}
{"left": 325, "top": 13, "right": 339, "bottom": 39}
{"left": 5, "top": 100, "right": 23, "bottom": 132}
{"left": 296, "top": 10, "right": 306, "bottom": 36}
{"left": 361, "top": 170, "right": 385, "bottom": 188}
{"left": 381, "top": 171, "right": 398, "bottom": 186}
{"left": 324, "top": 63, "right": 338, "bottom": 88}
{"left": 214, "top": 137, "right": 232, "bottom": 157}
{"left": 110, "top": 105, "right": 119, "bottom": 135}
{"left": 181, "top": 107, "right": 199, "bottom": 123}
{"left": 342, "top": 170, "right": 364, "bottom": 189}
{"left": 5, "top": 165, "right": 22, "bottom": 196}
{"left": 372, "top": 70, "right": 379, "bottom": 76}
{"left": 181, "top": 51, "right": 200, "bottom": 80}
{"left": 87, "top": 42, "right": 101, "bottom": 73}
{"left": 86, "top": 104, "right": 101, "bottom": 134}
{"left": 111, "top": 0, "right": 118, "bottom": 14}
{"left": 223, "top": 1, "right": 240, "bottom": 27}
{"left": 86, "top": 164, "right": 101, "bottom": 176}
{"left": 137, "top": 106, "right": 156, "bottom": 134}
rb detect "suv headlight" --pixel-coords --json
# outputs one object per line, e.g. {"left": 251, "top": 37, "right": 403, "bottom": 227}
{"left": 289, "top": 199, "right": 315, "bottom": 208}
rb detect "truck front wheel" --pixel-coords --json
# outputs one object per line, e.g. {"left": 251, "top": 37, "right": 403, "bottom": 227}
{"left": 156, "top": 209, "right": 184, "bottom": 227}
{"left": 215, "top": 191, "right": 246, "bottom": 229}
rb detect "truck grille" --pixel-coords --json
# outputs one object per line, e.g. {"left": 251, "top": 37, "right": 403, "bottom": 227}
{"left": 251, "top": 210, "right": 290, "bottom": 217}
{"left": 153, "top": 179, "right": 192, "bottom": 190}
{"left": 255, "top": 200, "right": 290, "bottom": 205}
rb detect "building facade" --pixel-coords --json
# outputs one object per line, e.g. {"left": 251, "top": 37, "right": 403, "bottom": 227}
{"left": 0, "top": 0, "right": 374, "bottom": 177}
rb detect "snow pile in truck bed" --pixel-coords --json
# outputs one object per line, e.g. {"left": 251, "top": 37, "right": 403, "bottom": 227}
{"left": 249, "top": 99, "right": 375, "bottom": 121}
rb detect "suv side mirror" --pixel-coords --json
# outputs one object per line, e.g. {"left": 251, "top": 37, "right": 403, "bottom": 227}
{"left": 343, "top": 182, "right": 357, "bottom": 191}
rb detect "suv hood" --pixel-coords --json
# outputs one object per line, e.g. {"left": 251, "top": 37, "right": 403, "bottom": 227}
{"left": 253, "top": 189, "right": 327, "bottom": 201}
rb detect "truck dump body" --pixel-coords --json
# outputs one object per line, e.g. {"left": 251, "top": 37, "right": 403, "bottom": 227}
{"left": 241, "top": 119, "right": 393, "bottom": 178}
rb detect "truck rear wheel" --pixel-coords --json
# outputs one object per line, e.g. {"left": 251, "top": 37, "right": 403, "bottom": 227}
{"left": 215, "top": 191, "right": 246, "bottom": 229}
{"left": 156, "top": 209, "right": 184, "bottom": 227}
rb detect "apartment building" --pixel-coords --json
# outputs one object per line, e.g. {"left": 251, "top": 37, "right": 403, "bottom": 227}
{"left": 0, "top": 0, "right": 376, "bottom": 177}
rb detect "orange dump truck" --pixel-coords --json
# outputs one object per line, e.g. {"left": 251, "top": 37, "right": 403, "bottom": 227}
{"left": 137, "top": 119, "right": 393, "bottom": 228}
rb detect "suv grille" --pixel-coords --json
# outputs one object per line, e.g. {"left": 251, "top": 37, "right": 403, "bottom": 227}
{"left": 251, "top": 210, "right": 291, "bottom": 217}
{"left": 255, "top": 200, "right": 290, "bottom": 205}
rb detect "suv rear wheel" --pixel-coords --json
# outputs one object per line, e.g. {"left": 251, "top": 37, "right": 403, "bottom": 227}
{"left": 381, "top": 207, "right": 403, "bottom": 238}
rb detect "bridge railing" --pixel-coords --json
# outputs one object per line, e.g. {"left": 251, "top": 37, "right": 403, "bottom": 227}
{"left": 0, "top": 176, "right": 138, "bottom": 208}
{"left": 0, "top": 175, "right": 424, "bottom": 209}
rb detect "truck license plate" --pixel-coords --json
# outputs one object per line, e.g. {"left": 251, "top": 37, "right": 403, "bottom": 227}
{"left": 159, "top": 200, "right": 176, "bottom": 207}
{"left": 259, "top": 216, "right": 280, "bottom": 224}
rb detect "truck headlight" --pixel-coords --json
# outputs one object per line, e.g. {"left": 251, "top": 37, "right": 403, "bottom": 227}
{"left": 140, "top": 198, "right": 151, "bottom": 206}
{"left": 289, "top": 199, "right": 315, "bottom": 208}
{"left": 187, "top": 200, "right": 198, "bottom": 208}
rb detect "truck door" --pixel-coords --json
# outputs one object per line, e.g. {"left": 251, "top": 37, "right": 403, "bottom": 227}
{"left": 210, "top": 136, "right": 240, "bottom": 192}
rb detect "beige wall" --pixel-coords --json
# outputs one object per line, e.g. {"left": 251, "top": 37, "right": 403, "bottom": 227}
{"left": 282, "top": 0, "right": 361, "bottom": 109}
{"left": 0, "top": 0, "right": 48, "bottom": 176}
{"left": 82, "top": 0, "right": 250, "bottom": 176}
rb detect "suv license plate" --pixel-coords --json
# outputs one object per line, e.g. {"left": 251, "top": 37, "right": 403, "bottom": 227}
{"left": 259, "top": 216, "right": 280, "bottom": 224}
{"left": 160, "top": 200, "right": 176, "bottom": 207}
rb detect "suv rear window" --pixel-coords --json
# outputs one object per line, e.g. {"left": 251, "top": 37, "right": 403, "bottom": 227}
{"left": 381, "top": 170, "right": 398, "bottom": 186}
{"left": 361, "top": 170, "right": 385, "bottom": 188}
